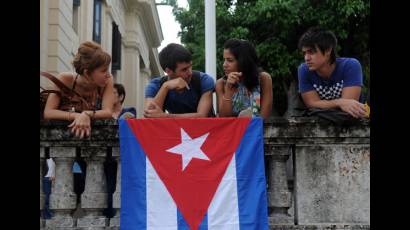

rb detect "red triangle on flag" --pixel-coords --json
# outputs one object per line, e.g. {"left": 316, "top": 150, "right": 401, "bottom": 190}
{"left": 127, "top": 118, "right": 251, "bottom": 230}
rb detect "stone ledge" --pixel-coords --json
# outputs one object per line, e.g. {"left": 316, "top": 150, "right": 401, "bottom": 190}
{"left": 269, "top": 224, "right": 370, "bottom": 230}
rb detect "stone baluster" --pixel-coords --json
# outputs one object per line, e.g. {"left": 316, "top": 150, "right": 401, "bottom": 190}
{"left": 40, "top": 147, "right": 45, "bottom": 211}
{"left": 110, "top": 146, "right": 121, "bottom": 228}
{"left": 40, "top": 147, "right": 45, "bottom": 229}
{"left": 78, "top": 147, "right": 108, "bottom": 228}
{"left": 47, "top": 147, "right": 77, "bottom": 228}
{"left": 266, "top": 145, "right": 293, "bottom": 224}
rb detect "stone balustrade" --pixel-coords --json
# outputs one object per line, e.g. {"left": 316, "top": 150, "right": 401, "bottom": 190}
{"left": 40, "top": 118, "right": 370, "bottom": 230}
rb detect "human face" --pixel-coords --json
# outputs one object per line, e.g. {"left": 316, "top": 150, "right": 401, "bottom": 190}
{"left": 90, "top": 65, "right": 111, "bottom": 87}
{"left": 113, "top": 88, "right": 120, "bottom": 104}
{"left": 169, "top": 61, "right": 193, "bottom": 83}
{"left": 223, "top": 49, "right": 239, "bottom": 75}
{"left": 301, "top": 46, "right": 331, "bottom": 71}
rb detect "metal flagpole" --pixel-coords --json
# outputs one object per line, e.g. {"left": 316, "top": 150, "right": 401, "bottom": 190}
{"left": 205, "top": 0, "right": 217, "bottom": 112}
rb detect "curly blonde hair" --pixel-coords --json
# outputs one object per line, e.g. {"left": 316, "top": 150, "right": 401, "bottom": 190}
{"left": 72, "top": 41, "right": 111, "bottom": 75}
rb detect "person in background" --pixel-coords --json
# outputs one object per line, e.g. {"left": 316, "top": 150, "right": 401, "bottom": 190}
{"left": 112, "top": 83, "right": 136, "bottom": 119}
{"left": 215, "top": 38, "right": 273, "bottom": 119}
{"left": 42, "top": 156, "right": 55, "bottom": 219}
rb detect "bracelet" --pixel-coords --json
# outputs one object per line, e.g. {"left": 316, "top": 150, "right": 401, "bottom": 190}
{"left": 83, "top": 111, "right": 93, "bottom": 120}
{"left": 67, "top": 111, "right": 71, "bottom": 121}
{"left": 222, "top": 95, "right": 232, "bottom": 101}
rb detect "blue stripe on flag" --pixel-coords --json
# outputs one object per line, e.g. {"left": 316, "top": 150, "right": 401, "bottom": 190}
{"left": 235, "top": 117, "right": 269, "bottom": 229}
{"left": 177, "top": 209, "right": 190, "bottom": 229}
{"left": 119, "top": 120, "right": 147, "bottom": 230}
{"left": 199, "top": 212, "right": 208, "bottom": 229}
{"left": 177, "top": 209, "right": 208, "bottom": 230}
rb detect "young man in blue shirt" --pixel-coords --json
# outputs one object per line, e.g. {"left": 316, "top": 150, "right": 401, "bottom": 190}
{"left": 297, "top": 27, "right": 367, "bottom": 118}
{"left": 144, "top": 43, "right": 215, "bottom": 118}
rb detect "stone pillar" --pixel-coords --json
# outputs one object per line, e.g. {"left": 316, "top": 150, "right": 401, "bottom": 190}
{"left": 40, "top": 147, "right": 45, "bottom": 211}
{"left": 78, "top": 147, "right": 108, "bottom": 228}
{"left": 47, "top": 147, "right": 77, "bottom": 228}
{"left": 266, "top": 145, "right": 293, "bottom": 224}
{"left": 110, "top": 147, "right": 121, "bottom": 228}
{"left": 40, "top": 147, "right": 45, "bottom": 229}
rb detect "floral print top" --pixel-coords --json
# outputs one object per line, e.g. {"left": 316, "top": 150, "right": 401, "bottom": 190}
{"left": 231, "top": 81, "right": 261, "bottom": 117}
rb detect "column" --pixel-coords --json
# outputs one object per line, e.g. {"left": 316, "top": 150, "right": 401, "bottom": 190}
{"left": 266, "top": 145, "right": 293, "bottom": 224}
{"left": 110, "top": 146, "right": 121, "bottom": 227}
{"left": 47, "top": 147, "right": 77, "bottom": 228}
{"left": 40, "top": 147, "right": 45, "bottom": 229}
{"left": 78, "top": 147, "right": 108, "bottom": 228}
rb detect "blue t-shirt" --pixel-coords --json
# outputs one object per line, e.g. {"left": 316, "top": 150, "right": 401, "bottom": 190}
{"left": 145, "top": 72, "right": 215, "bottom": 114}
{"left": 298, "top": 57, "right": 363, "bottom": 100}
{"left": 118, "top": 107, "right": 136, "bottom": 119}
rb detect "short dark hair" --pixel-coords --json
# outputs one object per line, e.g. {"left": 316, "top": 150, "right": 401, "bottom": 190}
{"left": 114, "top": 83, "right": 126, "bottom": 104}
{"left": 298, "top": 27, "right": 338, "bottom": 64}
{"left": 224, "top": 38, "right": 260, "bottom": 91}
{"left": 158, "top": 43, "right": 192, "bottom": 72}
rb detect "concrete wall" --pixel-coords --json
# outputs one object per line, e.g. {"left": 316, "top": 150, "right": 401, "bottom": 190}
{"left": 40, "top": 117, "right": 370, "bottom": 229}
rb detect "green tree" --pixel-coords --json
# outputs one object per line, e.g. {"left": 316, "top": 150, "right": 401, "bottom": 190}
{"left": 170, "top": 0, "right": 370, "bottom": 116}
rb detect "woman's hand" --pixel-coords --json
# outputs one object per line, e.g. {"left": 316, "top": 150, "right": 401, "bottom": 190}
{"left": 68, "top": 111, "right": 91, "bottom": 138}
{"left": 224, "top": 72, "right": 241, "bottom": 95}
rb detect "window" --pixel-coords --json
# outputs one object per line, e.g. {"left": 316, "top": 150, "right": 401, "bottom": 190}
{"left": 111, "top": 22, "right": 122, "bottom": 72}
{"left": 93, "top": 0, "right": 102, "bottom": 43}
{"left": 72, "top": 0, "right": 80, "bottom": 34}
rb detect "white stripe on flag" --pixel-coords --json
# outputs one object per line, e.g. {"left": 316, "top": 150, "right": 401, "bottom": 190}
{"left": 146, "top": 158, "right": 177, "bottom": 230}
{"left": 207, "top": 154, "right": 240, "bottom": 230}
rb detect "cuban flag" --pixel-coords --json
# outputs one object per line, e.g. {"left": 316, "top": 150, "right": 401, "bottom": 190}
{"left": 119, "top": 117, "right": 268, "bottom": 230}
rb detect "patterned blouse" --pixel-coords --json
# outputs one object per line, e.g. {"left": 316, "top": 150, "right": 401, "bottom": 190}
{"left": 231, "top": 81, "right": 261, "bottom": 117}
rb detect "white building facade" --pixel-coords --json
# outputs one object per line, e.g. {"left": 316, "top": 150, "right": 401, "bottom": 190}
{"left": 40, "top": 0, "right": 164, "bottom": 118}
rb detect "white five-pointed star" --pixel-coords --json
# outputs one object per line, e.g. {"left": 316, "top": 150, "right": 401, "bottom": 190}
{"left": 166, "top": 128, "right": 211, "bottom": 171}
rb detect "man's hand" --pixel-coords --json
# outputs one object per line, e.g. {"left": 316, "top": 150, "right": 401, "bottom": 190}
{"left": 337, "top": 98, "right": 367, "bottom": 118}
{"left": 164, "top": 77, "right": 190, "bottom": 93}
{"left": 144, "top": 100, "right": 169, "bottom": 118}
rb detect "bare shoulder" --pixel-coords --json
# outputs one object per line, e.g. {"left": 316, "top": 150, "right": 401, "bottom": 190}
{"left": 259, "top": 72, "right": 272, "bottom": 85}
{"left": 259, "top": 71, "right": 272, "bottom": 80}
{"left": 216, "top": 78, "right": 225, "bottom": 85}
{"left": 57, "top": 72, "right": 76, "bottom": 86}
{"left": 215, "top": 78, "right": 225, "bottom": 90}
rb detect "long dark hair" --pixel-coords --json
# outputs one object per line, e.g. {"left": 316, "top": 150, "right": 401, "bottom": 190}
{"left": 224, "top": 38, "right": 260, "bottom": 91}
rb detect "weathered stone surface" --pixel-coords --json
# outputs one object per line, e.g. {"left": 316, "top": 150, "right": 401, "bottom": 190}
{"left": 40, "top": 218, "right": 45, "bottom": 229}
{"left": 81, "top": 149, "right": 108, "bottom": 210}
{"left": 269, "top": 225, "right": 370, "bottom": 230}
{"left": 77, "top": 216, "right": 108, "bottom": 227}
{"left": 50, "top": 147, "right": 76, "bottom": 158}
{"left": 50, "top": 192, "right": 77, "bottom": 210}
{"left": 295, "top": 145, "right": 370, "bottom": 224}
{"left": 112, "top": 147, "right": 120, "bottom": 157}
{"left": 113, "top": 158, "right": 121, "bottom": 209}
{"left": 40, "top": 147, "right": 45, "bottom": 210}
{"left": 45, "top": 216, "right": 75, "bottom": 228}
{"left": 40, "top": 117, "right": 370, "bottom": 229}
{"left": 109, "top": 216, "right": 120, "bottom": 227}
{"left": 50, "top": 149, "right": 76, "bottom": 210}
{"left": 81, "top": 193, "right": 108, "bottom": 209}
